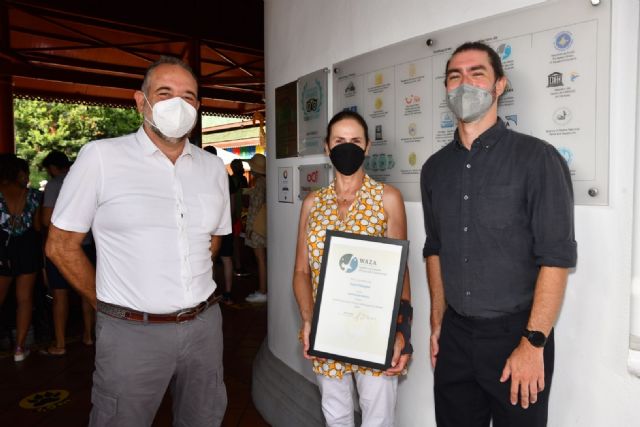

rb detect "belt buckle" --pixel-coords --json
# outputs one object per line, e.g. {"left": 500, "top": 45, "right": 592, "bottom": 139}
{"left": 175, "top": 301, "right": 208, "bottom": 323}
{"left": 176, "top": 308, "right": 195, "bottom": 323}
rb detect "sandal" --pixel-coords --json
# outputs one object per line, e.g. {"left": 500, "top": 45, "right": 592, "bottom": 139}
{"left": 41, "top": 346, "right": 66, "bottom": 356}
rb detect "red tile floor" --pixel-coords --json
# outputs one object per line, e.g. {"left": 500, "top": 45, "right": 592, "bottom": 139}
{"left": 0, "top": 257, "right": 270, "bottom": 426}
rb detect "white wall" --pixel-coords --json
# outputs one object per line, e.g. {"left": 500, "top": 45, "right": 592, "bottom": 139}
{"left": 264, "top": 1, "right": 640, "bottom": 425}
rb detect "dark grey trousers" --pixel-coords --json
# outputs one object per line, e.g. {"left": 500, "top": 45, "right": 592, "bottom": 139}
{"left": 434, "top": 307, "right": 554, "bottom": 427}
{"left": 89, "top": 304, "right": 227, "bottom": 427}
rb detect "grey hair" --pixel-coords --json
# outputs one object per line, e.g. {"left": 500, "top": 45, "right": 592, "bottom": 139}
{"left": 141, "top": 56, "right": 198, "bottom": 94}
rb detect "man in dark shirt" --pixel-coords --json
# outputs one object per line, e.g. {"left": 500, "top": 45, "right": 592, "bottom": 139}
{"left": 421, "top": 41, "right": 577, "bottom": 427}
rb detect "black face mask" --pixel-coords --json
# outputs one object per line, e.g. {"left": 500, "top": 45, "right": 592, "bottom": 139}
{"left": 329, "top": 143, "right": 366, "bottom": 176}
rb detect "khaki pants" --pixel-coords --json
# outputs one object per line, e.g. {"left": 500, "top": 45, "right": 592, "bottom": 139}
{"left": 89, "top": 305, "right": 227, "bottom": 427}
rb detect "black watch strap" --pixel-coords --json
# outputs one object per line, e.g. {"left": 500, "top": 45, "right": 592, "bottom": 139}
{"left": 523, "top": 329, "right": 547, "bottom": 348}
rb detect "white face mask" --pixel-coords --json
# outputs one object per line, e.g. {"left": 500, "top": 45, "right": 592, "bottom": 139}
{"left": 144, "top": 94, "right": 197, "bottom": 139}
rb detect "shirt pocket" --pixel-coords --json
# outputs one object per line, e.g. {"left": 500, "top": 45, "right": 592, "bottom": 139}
{"left": 476, "top": 185, "right": 522, "bottom": 229}
{"left": 197, "top": 194, "right": 223, "bottom": 232}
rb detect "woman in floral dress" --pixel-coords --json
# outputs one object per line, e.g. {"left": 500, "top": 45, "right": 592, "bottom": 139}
{"left": 293, "top": 111, "right": 413, "bottom": 426}
{"left": 0, "top": 154, "right": 43, "bottom": 362}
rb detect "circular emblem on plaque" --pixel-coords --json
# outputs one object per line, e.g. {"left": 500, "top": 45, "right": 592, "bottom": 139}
{"left": 554, "top": 31, "right": 574, "bottom": 51}
{"left": 338, "top": 254, "right": 359, "bottom": 273}
{"left": 552, "top": 107, "right": 572, "bottom": 126}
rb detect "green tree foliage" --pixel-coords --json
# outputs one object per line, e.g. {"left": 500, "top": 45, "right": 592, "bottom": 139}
{"left": 13, "top": 99, "right": 142, "bottom": 187}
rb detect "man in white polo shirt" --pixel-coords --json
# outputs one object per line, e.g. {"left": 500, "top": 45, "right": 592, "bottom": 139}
{"left": 45, "top": 56, "right": 230, "bottom": 427}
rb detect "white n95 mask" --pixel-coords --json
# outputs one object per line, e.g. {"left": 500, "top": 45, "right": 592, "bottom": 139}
{"left": 145, "top": 95, "right": 197, "bottom": 139}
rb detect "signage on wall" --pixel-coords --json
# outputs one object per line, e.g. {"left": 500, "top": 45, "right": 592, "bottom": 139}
{"left": 332, "top": 0, "right": 610, "bottom": 205}
{"left": 298, "top": 163, "right": 332, "bottom": 200}
{"left": 275, "top": 81, "right": 298, "bottom": 159}
{"left": 298, "top": 69, "right": 329, "bottom": 156}
{"left": 278, "top": 166, "right": 294, "bottom": 203}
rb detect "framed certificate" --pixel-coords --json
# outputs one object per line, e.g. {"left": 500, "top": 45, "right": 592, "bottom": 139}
{"left": 308, "top": 230, "right": 409, "bottom": 370}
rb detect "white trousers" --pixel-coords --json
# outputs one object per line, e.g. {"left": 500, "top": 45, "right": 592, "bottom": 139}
{"left": 316, "top": 373, "right": 398, "bottom": 427}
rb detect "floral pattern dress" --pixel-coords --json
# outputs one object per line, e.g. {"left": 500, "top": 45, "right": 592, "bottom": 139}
{"left": 0, "top": 188, "right": 40, "bottom": 236}
{"left": 306, "top": 174, "right": 388, "bottom": 379}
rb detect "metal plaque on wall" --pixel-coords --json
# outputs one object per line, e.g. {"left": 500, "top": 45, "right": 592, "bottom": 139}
{"left": 332, "top": 0, "right": 610, "bottom": 205}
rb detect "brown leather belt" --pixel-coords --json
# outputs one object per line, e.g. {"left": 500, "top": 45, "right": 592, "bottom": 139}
{"left": 97, "top": 293, "right": 221, "bottom": 323}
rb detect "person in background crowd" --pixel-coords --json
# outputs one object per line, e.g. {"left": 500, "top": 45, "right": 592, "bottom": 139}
{"left": 230, "top": 159, "right": 249, "bottom": 277}
{"left": 46, "top": 56, "right": 231, "bottom": 426}
{"left": 293, "top": 111, "right": 412, "bottom": 426}
{"left": 40, "top": 150, "right": 95, "bottom": 356}
{"left": 244, "top": 153, "right": 267, "bottom": 303}
{"left": 203, "top": 145, "right": 234, "bottom": 304}
{"left": 0, "top": 154, "right": 43, "bottom": 362}
{"left": 421, "top": 41, "right": 577, "bottom": 427}
{"left": 203, "top": 145, "right": 217, "bottom": 156}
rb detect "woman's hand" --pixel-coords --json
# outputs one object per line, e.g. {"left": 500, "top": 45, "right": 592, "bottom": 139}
{"left": 301, "top": 320, "right": 312, "bottom": 359}
{"left": 385, "top": 332, "right": 411, "bottom": 375}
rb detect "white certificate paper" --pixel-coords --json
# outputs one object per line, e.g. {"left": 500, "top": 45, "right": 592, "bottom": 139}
{"left": 309, "top": 231, "right": 408, "bottom": 369}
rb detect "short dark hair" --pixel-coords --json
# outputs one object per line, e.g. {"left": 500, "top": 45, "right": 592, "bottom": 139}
{"left": 16, "top": 157, "right": 29, "bottom": 176}
{"left": 0, "top": 154, "right": 28, "bottom": 183}
{"left": 445, "top": 41, "right": 505, "bottom": 87}
{"left": 325, "top": 110, "right": 370, "bottom": 144}
{"left": 42, "top": 150, "right": 71, "bottom": 169}
{"left": 141, "top": 56, "right": 198, "bottom": 94}
{"left": 230, "top": 159, "right": 244, "bottom": 176}
{"left": 203, "top": 145, "right": 218, "bottom": 156}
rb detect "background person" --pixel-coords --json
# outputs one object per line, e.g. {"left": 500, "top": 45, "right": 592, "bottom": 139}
{"left": 0, "top": 154, "right": 43, "bottom": 362}
{"left": 244, "top": 153, "right": 267, "bottom": 303}
{"left": 40, "top": 150, "right": 95, "bottom": 356}
{"left": 203, "top": 145, "right": 234, "bottom": 304}
{"left": 292, "top": 111, "right": 413, "bottom": 426}
{"left": 230, "top": 159, "right": 249, "bottom": 277}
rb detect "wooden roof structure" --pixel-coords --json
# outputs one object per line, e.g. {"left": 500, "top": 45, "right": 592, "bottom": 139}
{"left": 0, "top": 0, "right": 265, "bottom": 117}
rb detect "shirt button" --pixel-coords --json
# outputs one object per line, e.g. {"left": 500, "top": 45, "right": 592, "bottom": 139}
{"left": 464, "top": 257, "right": 469, "bottom": 263}
{"left": 463, "top": 195, "right": 469, "bottom": 200}
{"left": 465, "top": 291, "right": 471, "bottom": 296}
{"left": 463, "top": 226, "right": 468, "bottom": 232}
{"left": 466, "top": 164, "right": 471, "bottom": 169}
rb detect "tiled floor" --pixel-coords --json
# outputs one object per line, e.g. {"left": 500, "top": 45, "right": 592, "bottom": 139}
{"left": 0, "top": 258, "right": 270, "bottom": 426}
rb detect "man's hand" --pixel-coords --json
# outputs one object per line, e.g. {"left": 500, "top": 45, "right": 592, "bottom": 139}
{"left": 430, "top": 327, "right": 441, "bottom": 369}
{"left": 500, "top": 338, "right": 545, "bottom": 408}
{"left": 385, "top": 332, "right": 410, "bottom": 375}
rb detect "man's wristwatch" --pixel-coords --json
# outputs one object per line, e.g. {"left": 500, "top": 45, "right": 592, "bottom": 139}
{"left": 523, "top": 329, "right": 547, "bottom": 348}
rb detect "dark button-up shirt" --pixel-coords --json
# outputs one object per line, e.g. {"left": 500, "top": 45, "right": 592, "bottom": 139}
{"left": 421, "top": 119, "right": 577, "bottom": 318}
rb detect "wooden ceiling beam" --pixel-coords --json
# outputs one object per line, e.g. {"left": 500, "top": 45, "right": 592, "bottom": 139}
{"left": 10, "top": 26, "right": 182, "bottom": 52}
{"left": 3, "top": 62, "right": 264, "bottom": 104}
{"left": 13, "top": 43, "right": 263, "bottom": 74}
{"left": 19, "top": 53, "right": 147, "bottom": 77}
{"left": 4, "top": 1, "right": 264, "bottom": 111}
{"left": 31, "top": 12, "right": 156, "bottom": 64}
